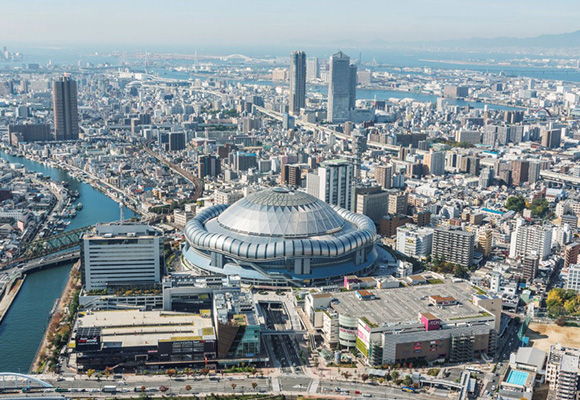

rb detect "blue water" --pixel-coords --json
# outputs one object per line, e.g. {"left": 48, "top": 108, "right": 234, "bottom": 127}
{"left": 506, "top": 370, "right": 529, "bottom": 386}
{"left": 0, "top": 151, "right": 136, "bottom": 372}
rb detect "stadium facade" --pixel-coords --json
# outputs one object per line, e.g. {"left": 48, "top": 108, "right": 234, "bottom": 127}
{"left": 184, "top": 188, "right": 378, "bottom": 286}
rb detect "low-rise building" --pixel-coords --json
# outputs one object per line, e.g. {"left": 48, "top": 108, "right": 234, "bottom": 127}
{"left": 306, "top": 282, "right": 498, "bottom": 365}
{"left": 73, "top": 310, "right": 217, "bottom": 371}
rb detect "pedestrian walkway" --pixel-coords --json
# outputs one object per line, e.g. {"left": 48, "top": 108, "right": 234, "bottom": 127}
{"left": 271, "top": 376, "right": 280, "bottom": 392}
{"left": 308, "top": 379, "right": 320, "bottom": 393}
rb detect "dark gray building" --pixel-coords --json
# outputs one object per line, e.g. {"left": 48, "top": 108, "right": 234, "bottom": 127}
{"left": 52, "top": 76, "right": 79, "bottom": 141}
{"left": 328, "top": 51, "right": 357, "bottom": 123}
{"left": 289, "top": 51, "right": 306, "bottom": 115}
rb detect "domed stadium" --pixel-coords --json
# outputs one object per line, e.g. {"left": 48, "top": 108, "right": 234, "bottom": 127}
{"left": 183, "top": 187, "right": 378, "bottom": 286}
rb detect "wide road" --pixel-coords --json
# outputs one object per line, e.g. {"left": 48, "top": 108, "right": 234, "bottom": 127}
{"left": 8, "top": 374, "right": 446, "bottom": 400}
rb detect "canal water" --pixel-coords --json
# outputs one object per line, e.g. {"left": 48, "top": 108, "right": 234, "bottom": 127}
{"left": 0, "top": 152, "right": 135, "bottom": 372}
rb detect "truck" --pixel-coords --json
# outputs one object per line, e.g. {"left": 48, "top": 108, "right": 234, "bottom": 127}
{"left": 102, "top": 386, "right": 117, "bottom": 393}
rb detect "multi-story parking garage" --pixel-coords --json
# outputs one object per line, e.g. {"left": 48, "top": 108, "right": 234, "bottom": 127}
{"left": 183, "top": 187, "right": 378, "bottom": 286}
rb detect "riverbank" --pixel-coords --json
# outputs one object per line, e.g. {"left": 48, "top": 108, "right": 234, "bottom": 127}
{"left": 0, "top": 275, "right": 26, "bottom": 324}
{"left": 0, "top": 150, "right": 137, "bottom": 372}
{"left": 4, "top": 148, "right": 144, "bottom": 218}
{"left": 31, "top": 261, "right": 80, "bottom": 373}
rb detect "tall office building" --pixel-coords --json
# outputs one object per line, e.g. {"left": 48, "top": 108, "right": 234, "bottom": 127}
{"left": 306, "top": 57, "right": 319, "bottom": 81}
{"left": 198, "top": 155, "right": 221, "bottom": 179}
{"left": 479, "top": 168, "right": 494, "bottom": 188}
{"left": 328, "top": 51, "right": 356, "bottom": 123}
{"left": 528, "top": 161, "right": 542, "bottom": 184}
{"left": 432, "top": 228, "right": 475, "bottom": 267}
{"left": 423, "top": 150, "right": 445, "bottom": 176}
{"left": 374, "top": 164, "right": 393, "bottom": 189}
{"left": 81, "top": 223, "right": 164, "bottom": 291}
{"left": 511, "top": 160, "right": 529, "bottom": 186}
{"left": 478, "top": 229, "right": 493, "bottom": 257}
{"left": 306, "top": 159, "right": 353, "bottom": 209}
{"left": 522, "top": 254, "right": 540, "bottom": 282}
{"left": 52, "top": 76, "right": 79, "bottom": 141}
{"left": 289, "top": 51, "right": 306, "bottom": 115}
{"left": 354, "top": 186, "right": 389, "bottom": 224}
{"left": 387, "top": 190, "right": 408, "bottom": 215}
{"left": 281, "top": 164, "right": 302, "bottom": 187}
{"left": 168, "top": 131, "right": 186, "bottom": 151}
{"left": 349, "top": 64, "right": 357, "bottom": 110}
{"left": 541, "top": 128, "right": 562, "bottom": 149}
{"left": 231, "top": 151, "right": 257, "bottom": 173}
{"left": 509, "top": 218, "right": 552, "bottom": 260}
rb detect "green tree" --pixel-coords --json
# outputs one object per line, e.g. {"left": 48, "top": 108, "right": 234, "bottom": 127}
{"left": 402, "top": 376, "right": 413, "bottom": 386}
{"left": 506, "top": 196, "right": 526, "bottom": 212}
{"left": 529, "top": 198, "right": 549, "bottom": 217}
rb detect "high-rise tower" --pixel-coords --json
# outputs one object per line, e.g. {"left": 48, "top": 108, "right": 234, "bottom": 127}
{"left": 52, "top": 76, "right": 79, "bottom": 141}
{"left": 289, "top": 51, "right": 306, "bottom": 115}
{"left": 328, "top": 51, "right": 356, "bottom": 123}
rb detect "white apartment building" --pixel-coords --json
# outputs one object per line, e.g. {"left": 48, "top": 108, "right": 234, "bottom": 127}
{"left": 566, "top": 264, "right": 580, "bottom": 292}
{"left": 546, "top": 344, "right": 580, "bottom": 400}
{"left": 307, "top": 159, "right": 353, "bottom": 210}
{"left": 509, "top": 218, "right": 552, "bottom": 260}
{"left": 396, "top": 224, "right": 434, "bottom": 260}
{"left": 82, "top": 223, "right": 164, "bottom": 291}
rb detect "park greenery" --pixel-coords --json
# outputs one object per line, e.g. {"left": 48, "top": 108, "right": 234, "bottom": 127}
{"left": 429, "top": 255, "right": 471, "bottom": 279}
{"left": 506, "top": 196, "right": 550, "bottom": 217}
{"left": 546, "top": 288, "right": 580, "bottom": 318}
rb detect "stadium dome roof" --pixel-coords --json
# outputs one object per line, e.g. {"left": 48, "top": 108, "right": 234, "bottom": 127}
{"left": 216, "top": 187, "right": 345, "bottom": 238}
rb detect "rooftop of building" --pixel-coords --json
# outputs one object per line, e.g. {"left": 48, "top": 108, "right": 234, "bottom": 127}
{"left": 88, "top": 222, "right": 160, "bottom": 238}
{"left": 75, "top": 310, "right": 215, "bottom": 348}
{"left": 561, "top": 354, "right": 579, "bottom": 373}
{"left": 329, "top": 282, "right": 493, "bottom": 329}
{"left": 213, "top": 290, "right": 258, "bottom": 326}
{"left": 513, "top": 347, "right": 547, "bottom": 370}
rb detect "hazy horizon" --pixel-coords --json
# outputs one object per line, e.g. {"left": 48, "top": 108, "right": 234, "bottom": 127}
{"left": 2, "top": 0, "right": 580, "bottom": 48}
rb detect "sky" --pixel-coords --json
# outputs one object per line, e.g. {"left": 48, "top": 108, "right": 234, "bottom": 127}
{"left": 2, "top": 0, "right": 580, "bottom": 49}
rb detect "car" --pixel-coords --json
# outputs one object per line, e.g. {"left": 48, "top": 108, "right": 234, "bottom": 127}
{"left": 355, "top": 390, "right": 361, "bottom": 394}
{"left": 363, "top": 394, "right": 372, "bottom": 397}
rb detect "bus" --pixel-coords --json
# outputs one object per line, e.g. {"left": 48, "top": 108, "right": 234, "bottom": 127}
{"left": 402, "top": 387, "right": 417, "bottom": 393}
{"left": 102, "top": 386, "right": 117, "bottom": 393}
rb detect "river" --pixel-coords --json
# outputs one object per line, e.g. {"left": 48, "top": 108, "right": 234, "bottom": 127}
{"left": 0, "top": 152, "right": 135, "bottom": 372}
